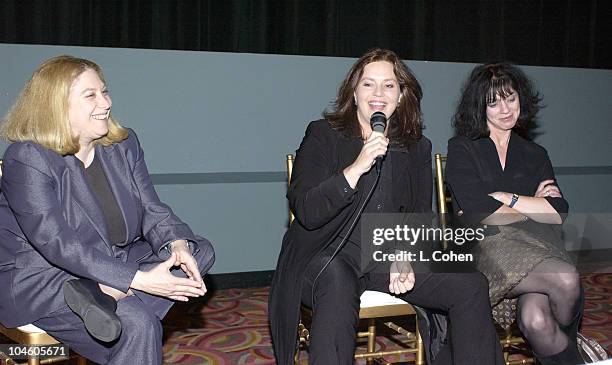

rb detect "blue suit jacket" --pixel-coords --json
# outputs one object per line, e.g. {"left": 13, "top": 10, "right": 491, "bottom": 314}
{"left": 0, "top": 130, "right": 199, "bottom": 327}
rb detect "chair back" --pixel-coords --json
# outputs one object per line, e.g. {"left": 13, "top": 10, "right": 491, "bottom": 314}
{"left": 286, "top": 154, "right": 294, "bottom": 224}
{"left": 434, "top": 154, "right": 451, "bottom": 214}
{"left": 434, "top": 154, "right": 453, "bottom": 249}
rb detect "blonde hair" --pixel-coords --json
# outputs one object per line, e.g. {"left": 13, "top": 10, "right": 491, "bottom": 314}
{"left": 1, "top": 55, "right": 128, "bottom": 155}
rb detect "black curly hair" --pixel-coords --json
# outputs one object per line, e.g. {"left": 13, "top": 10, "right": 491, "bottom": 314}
{"left": 452, "top": 62, "right": 542, "bottom": 139}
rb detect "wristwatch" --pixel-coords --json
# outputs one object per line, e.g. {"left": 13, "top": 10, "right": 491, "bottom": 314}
{"left": 509, "top": 193, "right": 519, "bottom": 208}
{"left": 164, "top": 240, "right": 193, "bottom": 253}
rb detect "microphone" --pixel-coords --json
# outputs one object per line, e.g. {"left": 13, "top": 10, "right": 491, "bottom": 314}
{"left": 370, "top": 111, "right": 387, "bottom": 173}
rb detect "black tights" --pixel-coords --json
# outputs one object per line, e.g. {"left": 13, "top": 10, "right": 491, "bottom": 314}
{"left": 506, "top": 258, "right": 581, "bottom": 356}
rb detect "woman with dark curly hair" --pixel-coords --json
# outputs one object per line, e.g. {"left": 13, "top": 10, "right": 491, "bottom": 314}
{"left": 445, "top": 62, "right": 584, "bottom": 364}
{"left": 269, "top": 48, "right": 504, "bottom": 365}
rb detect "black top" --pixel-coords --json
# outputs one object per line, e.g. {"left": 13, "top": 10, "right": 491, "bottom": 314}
{"left": 445, "top": 132, "right": 569, "bottom": 243}
{"left": 83, "top": 153, "right": 127, "bottom": 245}
{"left": 337, "top": 150, "right": 394, "bottom": 247}
{"left": 334, "top": 150, "right": 395, "bottom": 273}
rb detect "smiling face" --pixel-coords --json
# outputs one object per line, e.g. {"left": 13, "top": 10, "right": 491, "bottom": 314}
{"left": 353, "top": 61, "right": 400, "bottom": 133}
{"left": 67, "top": 68, "right": 112, "bottom": 147}
{"left": 486, "top": 87, "right": 520, "bottom": 133}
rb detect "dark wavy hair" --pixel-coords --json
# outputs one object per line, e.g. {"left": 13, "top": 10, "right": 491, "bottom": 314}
{"left": 452, "top": 62, "right": 542, "bottom": 139}
{"left": 324, "top": 48, "right": 423, "bottom": 147}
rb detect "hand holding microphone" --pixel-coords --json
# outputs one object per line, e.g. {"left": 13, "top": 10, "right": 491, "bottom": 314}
{"left": 369, "top": 111, "right": 387, "bottom": 173}
{"left": 343, "top": 112, "right": 388, "bottom": 188}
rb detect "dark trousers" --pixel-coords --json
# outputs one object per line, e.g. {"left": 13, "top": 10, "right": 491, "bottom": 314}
{"left": 34, "top": 238, "right": 215, "bottom": 365}
{"left": 301, "top": 246, "right": 504, "bottom": 365}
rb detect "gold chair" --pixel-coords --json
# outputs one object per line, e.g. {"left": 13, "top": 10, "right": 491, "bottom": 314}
{"left": 0, "top": 159, "right": 87, "bottom": 365}
{"left": 434, "top": 154, "right": 452, "bottom": 250}
{"left": 434, "top": 153, "right": 535, "bottom": 365}
{"left": 286, "top": 154, "right": 425, "bottom": 365}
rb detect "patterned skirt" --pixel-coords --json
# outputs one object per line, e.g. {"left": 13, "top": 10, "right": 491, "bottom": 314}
{"left": 475, "top": 225, "right": 572, "bottom": 330}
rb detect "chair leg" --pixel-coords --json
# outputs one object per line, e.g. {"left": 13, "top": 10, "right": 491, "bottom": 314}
{"left": 415, "top": 319, "right": 425, "bottom": 365}
{"left": 77, "top": 355, "right": 88, "bottom": 365}
{"left": 503, "top": 327, "right": 511, "bottom": 365}
{"left": 366, "top": 318, "right": 376, "bottom": 365}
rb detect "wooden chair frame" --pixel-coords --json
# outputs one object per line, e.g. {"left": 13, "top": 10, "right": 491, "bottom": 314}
{"left": 0, "top": 160, "right": 86, "bottom": 365}
{"left": 434, "top": 153, "right": 535, "bottom": 365}
{"left": 287, "top": 154, "right": 424, "bottom": 364}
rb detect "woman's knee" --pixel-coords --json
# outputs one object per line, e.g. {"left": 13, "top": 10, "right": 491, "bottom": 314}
{"left": 536, "top": 260, "right": 580, "bottom": 299}
{"left": 452, "top": 272, "right": 489, "bottom": 300}
{"left": 469, "top": 271, "right": 489, "bottom": 289}
{"left": 317, "top": 258, "right": 359, "bottom": 293}
{"left": 554, "top": 268, "right": 580, "bottom": 300}
{"left": 427, "top": 272, "right": 490, "bottom": 315}
{"left": 304, "top": 257, "right": 360, "bottom": 313}
{"left": 118, "top": 302, "right": 162, "bottom": 339}
{"left": 518, "top": 301, "right": 556, "bottom": 336}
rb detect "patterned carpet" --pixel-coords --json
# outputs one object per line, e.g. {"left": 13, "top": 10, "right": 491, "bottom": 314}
{"left": 162, "top": 273, "right": 612, "bottom": 364}
{"left": 163, "top": 287, "right": 275, "bottom": 364}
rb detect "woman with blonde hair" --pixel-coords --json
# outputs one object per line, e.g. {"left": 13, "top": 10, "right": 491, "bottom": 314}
{"left": 0, "top": 55, "right": 215, "bottom": 365}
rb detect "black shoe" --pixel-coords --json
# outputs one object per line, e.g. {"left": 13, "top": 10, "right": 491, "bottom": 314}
{"left": 63, "top": 279, "right": 122, "bottom": 342}
{"left": 538, "top": 342, "right": 584, "bottom": 365}
{"left": 538, "top": 287, "right": 586, "bottom": 365}
{"left": 537, "top": 343, "right": 584, "bottom": 365}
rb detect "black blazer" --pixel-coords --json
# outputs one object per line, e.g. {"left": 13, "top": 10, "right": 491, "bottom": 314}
{"left": 445, "top": 133, "right": 569, "bottom": 243}
{"left": 268, "top": 120, "right": 432, "bottom": 364}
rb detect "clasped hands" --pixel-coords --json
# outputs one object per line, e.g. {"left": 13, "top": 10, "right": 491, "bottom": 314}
{"left": 130, "top": 240, "right": 206, "bottom": 302}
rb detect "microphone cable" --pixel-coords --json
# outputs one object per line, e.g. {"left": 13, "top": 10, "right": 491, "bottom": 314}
{"left": 310, "top": 167, "right": 382, "bottom": 315}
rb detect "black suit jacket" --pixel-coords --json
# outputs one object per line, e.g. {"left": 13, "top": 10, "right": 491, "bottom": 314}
{"left": 268, "top": 120, "right": 432, "bottom": 364}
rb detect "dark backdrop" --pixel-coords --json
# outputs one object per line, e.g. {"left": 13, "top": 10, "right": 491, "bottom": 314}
{"left": 1, "top": 0, "right": 611, "bottom": 69}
